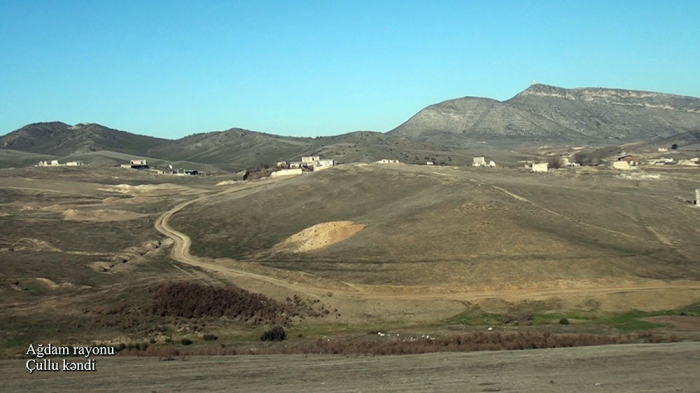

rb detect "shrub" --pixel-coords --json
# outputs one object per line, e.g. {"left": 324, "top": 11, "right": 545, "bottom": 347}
{"left": 203, "top": 334, "right": 218, "bottom": 341}
{"left": 181, "top": 338, "right": 193, "bottom": 346}
{"left": 150, "top": 282, "right": 299, "bottom": 325}
{"left": 260, "top": 326, "right": 286, "bottom": 342}
{"left": 548, "top": 156, "right": 563, "bottom": 169}
{"left": 671, "top": 143, "right": 678, "bottom": 150}
{"left": 559, "top": 318, "right": 570, "bottom": 325}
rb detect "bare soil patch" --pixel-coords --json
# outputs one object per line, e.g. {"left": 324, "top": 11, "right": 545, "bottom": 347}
{"left": 62, "top": 208, "right": 146, "bottom": 222}
{"left": 274, "top": 221, "right": 365, "bottom": 253}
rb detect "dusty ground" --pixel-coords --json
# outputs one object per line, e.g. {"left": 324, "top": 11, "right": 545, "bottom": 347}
{"left": 1, "top": 342, "right": 698, "bottom": 392}
{"left": 2, "top": 164, "right": 700, "bottom": 359}
{"left": 273, "top": 221, "right": 365, "bottom": 253}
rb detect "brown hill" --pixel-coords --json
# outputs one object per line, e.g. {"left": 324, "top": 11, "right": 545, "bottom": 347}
{"left": 0, "top": 122, "right": 167, "bottom": 156}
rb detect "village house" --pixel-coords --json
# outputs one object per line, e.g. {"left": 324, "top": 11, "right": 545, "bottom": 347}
{"left": 301, "top": 156, "right": 320, "bottom": 164}
{"left": 532, "top": 162, "right": 549, "bottom": 172}
{"left": 276, "top": 161, "right": 288, "bottom": 168}
{"left": 176, "top": 168, "right": 199, "bottom": 176}
{"left": 612, "top": 161, "right": 633, "bottom": 170}
{"left": 617, "top": 155, "right": 640, "bottom": 166}
{"left": 313, "top": 159, "right": 335, "bottom": 171}
{"left": 426, "top": 161, "right": 434, "bottom": 165}
{"left": 122, "top": 159, "right": 149, "bottom": 169}
{"left": 377, "top": 159, "right": 400, "bottom": 164}
{"left": 472, "top": 157, "right": 487, "bottom": 167}
{"left": 270, "top": 168, "right": 303, "bottom": 178}
{"left": 289, "top": 161, "right": 303, "bottom": 169}
{"left": 66, "top": 161, "right": 83, "bottom": 166}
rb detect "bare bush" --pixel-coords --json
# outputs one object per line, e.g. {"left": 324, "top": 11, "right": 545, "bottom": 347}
{"left": 150, "top": 282, "right": 295, "bottom": 325}
{"left": 260, "top": 326, "right": 286, "bottom": 342}
{"left": 120, "top": 332, "right": 677, "bottom": 357}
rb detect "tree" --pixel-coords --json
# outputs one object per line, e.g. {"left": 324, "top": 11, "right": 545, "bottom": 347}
{"left": 671, "top": 143, "right": 679, "bottom": 150}
{"left": 548, "top": 156, "right": 563, "bottom": 169}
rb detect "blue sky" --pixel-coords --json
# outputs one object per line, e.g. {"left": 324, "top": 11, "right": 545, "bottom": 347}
{"left": 1, "top": 1, "right": 698, "bottom": 139}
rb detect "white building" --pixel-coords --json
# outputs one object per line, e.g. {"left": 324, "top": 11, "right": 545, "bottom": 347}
{"left": 301, "top": 156, "right": 320, "bottom": 164}
{"left": 130, "top": 159, "right": 147, "bottom": 166}
{"left": 532, "top": 163, "right": 549, "bottom": 172}
{"left": 314, "top": 159, "right": 334, "bottom": 171}
{"left": 289, "top": 162, "right": 303, "bottom": 168}
{"left": 66, "top": 161, "right": 83, "bottom": 167}
{"left": 487, "top": 160, "right": 496, "bottom": 167}
{"left": 377, "top": 159, "right": 400, "bottom": 164}
{"left": 472, "top": 157, "right": 486, "bottom": 167}
{"left": 658, "top": 147, "right": 668, "bottom": 152}
{"left": 270, "top": 168, "right": 303, "bottom": 178}
{"left": 612, "top": 161, "right": 632, "bottom": 170}
{"left": 426, "top": 161, "right": 434, "bottom": 165}
{"left": 50, "top": 160, "right": 60, "bottom": 166}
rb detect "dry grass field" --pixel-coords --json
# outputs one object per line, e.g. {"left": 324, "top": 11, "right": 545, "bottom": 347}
{"left": 1, "top": 162, "right": 700, "bottom": 376}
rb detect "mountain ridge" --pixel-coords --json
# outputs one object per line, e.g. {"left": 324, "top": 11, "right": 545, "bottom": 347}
{"left": 389, "top": 84, "right": 700, "bottom": 144}
{"left": 3, "top": 84, "right": 700, "bottom": 170}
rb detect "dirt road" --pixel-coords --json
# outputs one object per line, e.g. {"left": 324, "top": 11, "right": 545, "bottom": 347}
{"left": 153, "top": 176, "right": 700, "bottom": 309}
{"left": 153, "top": 178, "right": 330, "bottom": 295}
{"left": 2, "top": 342, "right": 698, "bottom": 392}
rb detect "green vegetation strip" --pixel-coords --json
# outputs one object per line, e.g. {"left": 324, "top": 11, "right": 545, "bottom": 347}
{"left": 445, "top": 303, "right": 700, "bottom": 332}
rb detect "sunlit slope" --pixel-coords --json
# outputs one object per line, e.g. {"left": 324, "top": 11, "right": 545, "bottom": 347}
{"left": 170, "top": 165, "right": 700, "bottom": 288}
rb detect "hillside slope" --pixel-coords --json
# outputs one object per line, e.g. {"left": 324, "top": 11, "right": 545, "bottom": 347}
{"left": 170, "top": 164, "right": 700, "bottom": 288}
{"left": 390, "top": 84, "right": 700, "bottom": 145}
{"left": 0, "top": 122, "right": 168, "bottom": 156}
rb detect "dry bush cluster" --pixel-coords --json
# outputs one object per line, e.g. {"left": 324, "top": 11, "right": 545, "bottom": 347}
{"left": 150, "top": 282, "right": 299, "bottom": 325}
{"left": 117, "top": 332, "right": 678, "bottom": 358}
{"left": 260, "top": 326, "right": 287, "bottom": 342}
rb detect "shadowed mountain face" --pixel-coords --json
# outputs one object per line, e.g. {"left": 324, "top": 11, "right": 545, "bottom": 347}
{"left": 389, "top": 84, "right": 700, "bottom": 144}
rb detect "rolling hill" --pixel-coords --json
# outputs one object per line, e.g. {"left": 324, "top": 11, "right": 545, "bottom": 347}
{"left": 3, "top": 84, "right": 700, "bottom": 170}
{"left": 169, "top": 164, "right": 700, "bottom": 288}
{"left": 0, "top": 122, "right": 168, "bottom": 156}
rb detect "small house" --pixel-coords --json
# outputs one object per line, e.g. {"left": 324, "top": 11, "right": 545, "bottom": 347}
{"left": 301, "top": 156, "right": 320, "bottom": 164}
{"left": 472, "top": 157, "right": 486, "bottom": 167}
{"left": 532, "top": 163, "right": 548, "bottom": 172}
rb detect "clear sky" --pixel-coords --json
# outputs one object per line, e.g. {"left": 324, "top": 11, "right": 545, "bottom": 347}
{"left": 1, "top": 1, "right": 698, "bottom": 139}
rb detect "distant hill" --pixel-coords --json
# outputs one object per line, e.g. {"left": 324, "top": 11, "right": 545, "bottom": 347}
{"left": 389, "top": 84, "right": 700, "bottom": 145}
{"left": 650, "top": 129, "right": 700, "bottom": 150}
{"left": 3, "top": 84, "right": 700, "bottom": 170}
{"left": 147, "top": 128, "right": 315, "bottom": 170}
{"left": 0, "top": 122, "right": 167, "bottom": 156}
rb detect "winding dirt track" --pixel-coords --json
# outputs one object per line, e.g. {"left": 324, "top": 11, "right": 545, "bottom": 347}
{"left": 153, "top": 178, "right": 314, "bottom": 293}
{"left": 153, "top": 177, "right": 700, "bottom": 304}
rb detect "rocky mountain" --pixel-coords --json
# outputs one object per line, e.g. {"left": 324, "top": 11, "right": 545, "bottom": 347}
{"left": 0, "top": 122, "right": 167, "bottom": 156}
{"left": 389, "top": 84, "right": 700, "bottom": 144}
